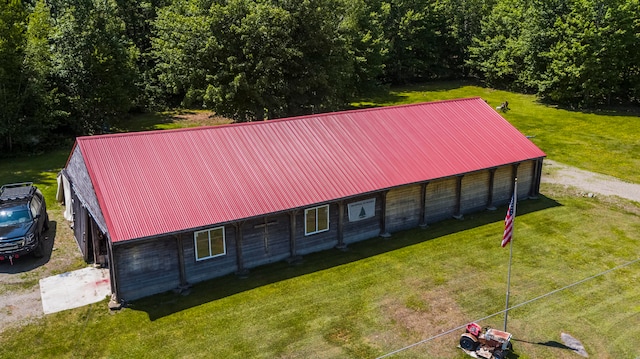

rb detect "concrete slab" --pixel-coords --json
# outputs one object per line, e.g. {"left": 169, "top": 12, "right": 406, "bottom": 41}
{"left": 39, "top": 267, "right": 111, "bottom": 314}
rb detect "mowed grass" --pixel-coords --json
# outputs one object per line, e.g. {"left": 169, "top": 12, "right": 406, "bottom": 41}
{"left": 0, "top": 184, "right": 638, "bottom": 358}
{"left": 1, "top": 82, "right": 638, "bottom": 358}
{"left": 354, "top": 81, "right": 640, "bottom": 183}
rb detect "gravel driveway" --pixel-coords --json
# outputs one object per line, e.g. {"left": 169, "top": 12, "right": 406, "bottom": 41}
{"left": 542, "top": 160, "right": 640, "bottom": 203}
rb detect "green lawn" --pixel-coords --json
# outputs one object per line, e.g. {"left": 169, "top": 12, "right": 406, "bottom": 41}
{"left": 1, "top": 82, "right": 638, "bottom": 358}
{"left": 1, "top": 185, "right": 638, "bottom": 358}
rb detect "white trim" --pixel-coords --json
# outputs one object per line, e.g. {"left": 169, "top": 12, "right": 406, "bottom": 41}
{"left": 304, "top": 205, "right": 330, "bottom": 236}
{"left": 194, "top": 226, "right": 226, "bottom": 261}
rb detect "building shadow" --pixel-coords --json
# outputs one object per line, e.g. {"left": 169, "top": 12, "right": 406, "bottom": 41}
{"left": 132, "top": 195, "right": 562, "bottom": 320}
{"left": 349, "top": 80, "right": 474, "bottom": 109}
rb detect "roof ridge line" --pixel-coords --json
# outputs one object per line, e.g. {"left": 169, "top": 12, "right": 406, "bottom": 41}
{"left": 76, "top": 97, "right": 483, "bottom": 141}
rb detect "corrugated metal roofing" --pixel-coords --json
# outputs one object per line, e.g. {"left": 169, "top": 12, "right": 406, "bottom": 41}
{"left": 73, "top": 97, "right": 545, "bottom": 243}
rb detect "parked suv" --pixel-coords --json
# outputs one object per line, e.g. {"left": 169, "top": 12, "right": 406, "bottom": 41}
{"left": 0, "top": 182, "right": 49, "bottom": 263}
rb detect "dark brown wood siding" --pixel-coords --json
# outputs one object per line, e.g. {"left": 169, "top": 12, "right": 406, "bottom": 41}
{"left": 71, "top": 191, "right": 89, "bottom": 260}
{"left": 111, "top": 160, "right": 544, "bottom": 301}
{"left": 460, "top": 171, "right": 491, "bottom": 214}
{"left": 182, "top": 226, "right": 238, "bottom": 284}
{"left": 425, "top": 177, "right": 458, "bottom": 222}
{"left": 64, "top": 147, "right": 107, "bottom": 233}
{"left": 517, "top": 160, "right": 534, "bottom": 198}
{"left": 343, "top": 196, "right": 381, "bottom": 244}
{"left": 385, "top": 184, "right": 422, "bottom": 233}
{"left": 240, "top": 214, "right": 291, "bottom": 268}
{"left": 114, "top": 237, "right": 181, "bottom": 301}
{"left": 493, "top": 166, "right": 514, "bottom": 205}
{"left": 296, "top": 203, "right": 339, "bottom": 255}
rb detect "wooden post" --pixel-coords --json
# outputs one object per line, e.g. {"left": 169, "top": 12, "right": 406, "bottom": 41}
{"left": 90, "top": 219, "right": 100, "bottom": 264}
{"left": 487, "top": 168, "right": 497, "bottom": 210}
{"left": 234, "top": 222, "right": 249, "bottom": 277}
{"left": 379, "top": 191, "right": 391, "bottom": 237}
{"left": 82, "top": 208, "right": 90, "bottom": 262}
{"left": 511, "top": 163, "right": 520, "bottom": 198}
{"left": 535, "top": 158, "right": 544, "bottom": 195}
{"left": 529, "top": 158, "right": 543, "bottom": 199}
{"left": 336, "top": 201, "right": 347, "bottom": 250}
{"left": 419, "top": 182, "right": 429, "bottom": 228}
{"left": 453, "top": 175, "right": 464, "bottom": 220}
{"left": 175, "top": 234, "right": 189, "bottom": 291}
{"left": 288, "top": 210, "right": 302, "bottom": 264}
{"left": 107, "top": 239, "right": 122, "bottom": 310}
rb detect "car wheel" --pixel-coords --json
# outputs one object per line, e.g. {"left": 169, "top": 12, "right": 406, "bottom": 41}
{"left": 43, "top": 213, "right": 50, "bottom": 232}
{"left": 33, "top": 235, "right": 44, "bottom": 258}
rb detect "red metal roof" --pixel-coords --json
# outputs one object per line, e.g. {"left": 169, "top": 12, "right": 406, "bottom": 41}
{"left": 74, "top": 98, "right": 545, "bottom": 243}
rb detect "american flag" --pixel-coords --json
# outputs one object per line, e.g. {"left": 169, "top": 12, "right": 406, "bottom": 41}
{"left": 502, "top": 191, "right": 516, "bottom": 247}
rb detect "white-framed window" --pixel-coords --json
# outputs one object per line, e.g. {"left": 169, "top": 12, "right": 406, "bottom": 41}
{"left": 194, "top": 226, "right": 226, "bottom": 261}
{"left": 305, "top": 205, "right": 329, "bottom": 235}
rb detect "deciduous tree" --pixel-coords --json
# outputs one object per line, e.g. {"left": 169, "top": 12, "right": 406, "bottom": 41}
{"left": 51, "top": 0, "right": 138, "bottom": 134}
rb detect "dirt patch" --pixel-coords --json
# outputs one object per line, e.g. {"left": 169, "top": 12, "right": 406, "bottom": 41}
{"left": 0, "top": 289, "right": 42, "bottom": 325}
{"left": 0, "top": 209, "right": 84, "bottom": 333}
{"left": 376, "top": 287, "right": 467, "bottom": 358}
{"left": 170, "top": 111, "right": 233, "bottom": 127}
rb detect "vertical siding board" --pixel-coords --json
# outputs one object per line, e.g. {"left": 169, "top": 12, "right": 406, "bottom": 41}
{"left": 343, "top": 195, "right": 381, "bottom": 244}
{"left": 114, "top": 238, "right": 181, "bottom": 301}
{"left": 113, "top": 162, "right": 544, "bottom": 301}
{"left": 386, "top": 184, "right": 421, "bottom": 232}
{"left": 183, "top": 226, "right": 238, "bottom": 284}
{"left": 72, "top": 196, "right": 89, "bottom": 260}
{"left": 65, "top": 147, "right": 108, "bottom": 234}
{"left": 176, "top": 235, "right": 187, "bottom": 288}
{"left": 425, "top": 178, "right": 457, "bottom": 222}
{"left": 532, "top": 158, "right": 544, "bottom": 196}
{"left": 460, "top": 171, "right": 491, "bottom": 214}
{"left": 517, "top": 161, "right": 534, "bottom": 198}
{"left": 241, "top": 214, "right": 291, "bottom": 269}
{"left": 493, "top": 166, "right": 513, "bottom": 205}
{"left": 289, "top": 211, "right": 298, "bottom": 258}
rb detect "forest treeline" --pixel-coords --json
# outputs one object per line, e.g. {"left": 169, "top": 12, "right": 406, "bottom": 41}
{"left": 1, "top": 0, "right": 639, "bottom": 153}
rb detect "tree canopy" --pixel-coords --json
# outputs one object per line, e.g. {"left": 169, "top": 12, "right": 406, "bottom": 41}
{"left": 1, "top": 0, "right": 638, "bottom": 152}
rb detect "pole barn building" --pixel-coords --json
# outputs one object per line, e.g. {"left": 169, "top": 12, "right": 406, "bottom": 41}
{"left": 58, "top": 98, "right": 546, "bottom": 303}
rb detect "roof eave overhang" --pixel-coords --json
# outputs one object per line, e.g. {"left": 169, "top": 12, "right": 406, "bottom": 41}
{"left": 112, "top": 156, "right": 546, "bottom": 246}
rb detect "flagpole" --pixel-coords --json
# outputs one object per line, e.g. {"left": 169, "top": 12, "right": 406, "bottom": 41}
{"left": 504, "top": 178, "right": 517, "bottom": 332}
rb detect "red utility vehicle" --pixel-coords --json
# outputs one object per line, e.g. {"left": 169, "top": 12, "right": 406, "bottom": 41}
{"left": 459, "top": 322, "right": 513, "bottom": 359}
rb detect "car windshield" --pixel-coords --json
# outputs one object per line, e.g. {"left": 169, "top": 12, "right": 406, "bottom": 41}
{"left": 0, "top": 207, "right": 32, "bottom": 227}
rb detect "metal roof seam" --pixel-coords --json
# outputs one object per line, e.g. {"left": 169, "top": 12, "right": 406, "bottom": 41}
{"left": 73, "top": 98, "right": 545, "bottom": 242}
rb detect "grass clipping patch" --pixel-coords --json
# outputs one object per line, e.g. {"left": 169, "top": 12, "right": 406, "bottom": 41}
{"left": 376, "top": 286, "right": 466, "bottom": 358}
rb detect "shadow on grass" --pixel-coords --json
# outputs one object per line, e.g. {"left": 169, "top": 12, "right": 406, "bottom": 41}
{"left": 350, "top": 80, "right": 474, "bottom": 108}
{"left": 131, "top": 195, "right": 561, "bottom": 321}
{"left": 0, "top": 221, "right": 57, "bottom": 274}
{"left": 110, "top": 112, "right": 176, "bottom": 132}
{"left": 537, "top": 98, "right": 640, "bottom": 117}
{"left": 512, "top": 338, "right": 582, "bottom": 356}
{"left": 0, "top": 149, "right": 70, "bottom": 187}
